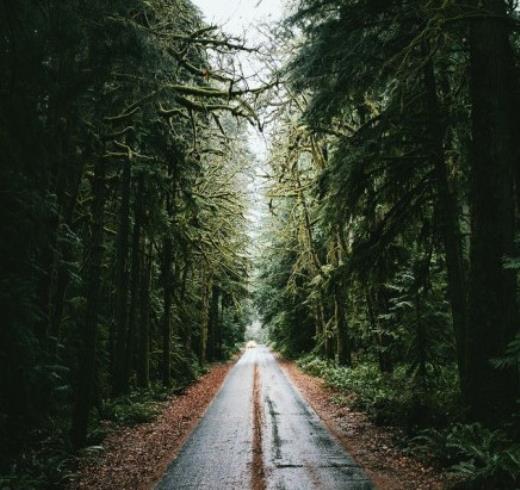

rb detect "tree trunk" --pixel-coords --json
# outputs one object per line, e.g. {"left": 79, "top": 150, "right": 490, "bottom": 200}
{"left": 206, "top": 284, "right": 220, "bottom": 361}
{"left": 368, "top": 287, "right": 393, "bottom": 373}
{"left": 112, "top": 159, "right": 131, "bottom": 396}
{"left": 161, "top": 234, "right": 173, "bottom": 388}
{"left": 126, "top": 173, "right": 143, "bottom": 387}
{"left": 217, "top": 291, "right": 224, "bottom": 359}
{"left": 294, "top": 165, "right": 326, "bottom": 356}
{"left": 71, "top": 157, "right": 106, "bottom": 449}
{"left": 49, "top": 156, "right": 86, "bottom": 355}
{"left": 423, "top": 54, "right": 468, "bottom": 394}
{"left": 334, "top": 234, "right": 351, "bottom": 366}
{"left": 137, "top": 243, "right": 151, "bottom": 388}
{"left": 366, "top": 290, "right": 387, "bottom": 372}
{"left": 180, "top": 262, "right": 192, "bottom": 352}
{"left": 198, "top": 271, "right": 211, "bottom": 363}
{"left": 467, "top": 0, "right": 519, "bottom": 423}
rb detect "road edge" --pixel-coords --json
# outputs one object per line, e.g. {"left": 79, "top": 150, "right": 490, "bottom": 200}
{"left": 276, "top": 355, "right": 446, "bottom": 490}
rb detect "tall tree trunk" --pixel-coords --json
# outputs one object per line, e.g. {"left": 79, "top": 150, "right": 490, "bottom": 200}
{"left": 423, "top": 54, "right": 468, "bottom": 394}
{"left": 137, "top": 243, "right": 151, "bottom": 388}
{"left": 334, "top": 234, "right": 351, "bottom": 366}
{"left": 365, "top": 289, "right": 391, "bottom": 373}
{"left": 126, "top": 173, "right": 143, "bottom": 387}
{"left": 206, "top": 284, "right": 220, "bottom": 361}
{"left": 365, "top": 178, "right": 393, "bottom": 372}
{"left": 198, "top": 271, "right": 211, "bottom": 363}
{"left": 49, "top": 156, "right": 86, "bottom": 355}
{"left": 217, "top": 291, "right": 225, "bottom": 359}
{"left": 467, "top": 0, "right": 519, "bottom": 423}
{"left": 370, "top": 286, "right": 394, "bottom": 373}
{"left": 324, "top": 299, "right": 335, "bottom": 361}
{"left": 112, "top": 160, "right": 131, "bottom": 396}
{"left": 161, "top": 234, "right": 173, "bottom": 388}
{"left": 38, "top": 95, "right": 75, "bottom": 343}
{"left": 71, "top": 157, "right": 106, "bottom": 449}
{"left": 294, "top": 164, "right": 326, "bottom": 356}
{"left": 180, "top": 261, "right": 192, "bottom": 352}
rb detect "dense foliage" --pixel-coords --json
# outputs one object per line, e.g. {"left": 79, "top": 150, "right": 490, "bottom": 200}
{"left": 0, "top": 1, "right": 256, "bottom": 486}
{"left": 255, "top": 1, "right": 520, "bottom": 488}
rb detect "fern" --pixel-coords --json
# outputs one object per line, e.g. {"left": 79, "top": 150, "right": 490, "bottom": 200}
{"left": 491, "top": 333, "right": 520, "bottom": 370}
{"left": 412, "top": 423, "right": 520, "bottom": 487}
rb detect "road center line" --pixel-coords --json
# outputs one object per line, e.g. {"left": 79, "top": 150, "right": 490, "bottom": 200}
{"left": 252, "top": 362, "right": 266, "bottom": 490}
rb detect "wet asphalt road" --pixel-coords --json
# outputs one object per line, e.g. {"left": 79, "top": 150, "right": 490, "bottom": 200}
{"left": 156, "top": 346, "right": 373, "bottom": 489}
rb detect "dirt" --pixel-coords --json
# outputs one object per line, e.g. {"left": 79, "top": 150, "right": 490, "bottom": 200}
{"left": 279, "top": 358, "right": 449, "bottom": 490}
{"left": 73, "top": 362, "right": 233, "bottom": 490}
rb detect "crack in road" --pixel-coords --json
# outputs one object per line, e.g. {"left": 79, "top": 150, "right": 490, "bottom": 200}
{"left": 264, "top": 394, "right": 282, "bottom": 461}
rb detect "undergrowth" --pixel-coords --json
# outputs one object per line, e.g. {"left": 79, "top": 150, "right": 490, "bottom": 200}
{"left": 0, "top": 358, "right": 210, "bottom": 490}
{"left": 297, "top": 355, "right": 520, "bottom": 489}
{"left": 297, "top": 355, "right": 460, "bottom": 427}
{"left": 411, "top": 423, "right": 520, "bottom": 489}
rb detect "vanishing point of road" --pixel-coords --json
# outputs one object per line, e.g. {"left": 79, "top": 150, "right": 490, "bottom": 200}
{"left": 156, "top": 346, "right": 373, "bottom": 489}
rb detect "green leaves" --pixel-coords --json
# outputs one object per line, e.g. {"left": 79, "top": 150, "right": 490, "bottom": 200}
{"left": 413, "top": 423, "right": 520, "bottom": 487}
{"left": 491, "top": 333, "right": 520, "bottom": 370}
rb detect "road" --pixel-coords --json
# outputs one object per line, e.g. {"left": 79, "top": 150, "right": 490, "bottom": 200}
{"left": 156, "top": 346, "right": 373, "bottom": 489}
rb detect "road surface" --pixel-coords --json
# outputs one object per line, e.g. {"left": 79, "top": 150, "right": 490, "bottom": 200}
{"left": 156, "top": 346, "right": 373, "bottom": 489}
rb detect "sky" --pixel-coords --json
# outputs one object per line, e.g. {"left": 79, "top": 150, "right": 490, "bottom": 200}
{"left": 192, "top": 0, "right": 286, "bottom": 41}
{"left": 192, "top": 0, "right": 288, "bottom": 242}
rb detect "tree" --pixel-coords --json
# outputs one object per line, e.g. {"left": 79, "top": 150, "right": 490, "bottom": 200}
{"left": 466, "top": 0, "right": 519, "bottom": 423}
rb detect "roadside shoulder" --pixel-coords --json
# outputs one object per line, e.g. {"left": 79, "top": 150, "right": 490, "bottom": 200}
{"left": 74, "top": 361, "right": 234, "bottom": 490}
{"left": 278, "top": 357, "right": 447, "bottom": 490}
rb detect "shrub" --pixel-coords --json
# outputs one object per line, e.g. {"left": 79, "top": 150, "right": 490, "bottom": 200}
{"left": 297, "top": 356, "right": 460, "bottom": 427}
{"left": 0, "top": 419, "right": 75, "bottom": 489}
{"left": 411, "top": 423, "right": 520, "bottom": 489}
{"left": 97, "top": 390, "right": 162, "bottom": 427}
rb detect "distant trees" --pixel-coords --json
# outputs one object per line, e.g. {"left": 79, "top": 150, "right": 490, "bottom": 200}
{"left": 256, "top": 0, "right": 519, "bottom": 427}
{"left": 0, "top": 0, "right": 255, "bottom": 479}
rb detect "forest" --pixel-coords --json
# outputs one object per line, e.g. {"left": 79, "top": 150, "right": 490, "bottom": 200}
{"left": 1, "top": 0, "right": 519, "bottom": 489}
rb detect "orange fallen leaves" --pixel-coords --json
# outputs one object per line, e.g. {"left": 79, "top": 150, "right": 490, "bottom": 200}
{"left": 279, "top": 359, "right": 449, "bottom": 490}
{"left": 73, "top": 363, "right": 232, "bottom": 490}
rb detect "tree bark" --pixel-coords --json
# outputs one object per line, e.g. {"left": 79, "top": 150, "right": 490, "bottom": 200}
{"left": 206, "top": 284, "right": 220, "bottom": 361}
{"left": 217, "top": 290, "right": 225, "bottom": 359}
{"left": 180, "top": 261, "right": 192, "bottom": 352}
{"left": 137, "top": 243, "right": 151, "bottom": 388}
{"left": 294, "top": 163, "right": 327, "bottom": 356}
{"left": 467, "top": 0, "right": 519, "bottom": 423}
{"left": 197, "top": 270, "right": 210, "bottom": 363}
{"left": 423, "top": 54, "right": 468, "bottom": 395}
{"left": 49, "top": 155, "right": 86, "bottom": 355}
{"left": 334, "top": 234, "right": 351, "bottom": 366}
{"left": 71, "top": 157, "right": 106, "bottom": 449}
{"left": 126, "top": 173, "right": 144, "bottom": 387}
{"left": 161, "top": 234, "right": 173, "bottom": 388}
{"left": 112, "top": 159, "right": 131, "bottom": 396}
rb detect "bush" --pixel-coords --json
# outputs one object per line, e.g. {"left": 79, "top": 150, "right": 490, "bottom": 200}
{"left": 411, "top": 423, "right": 520, "bottom": 489}
{"left": 297, "top": 356, "right": 460, "bottom": 427}
{"left": 298, "top": 356, "right": 402, "bottom": 422}
{"left": 97, "top": 389, "right": 164, "bottom": 427}
{"left": 0, "top": 419, "right": 75, "bottom": 489}
{"left": 101, "top": 400, "right": 160, "bottom": 426}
